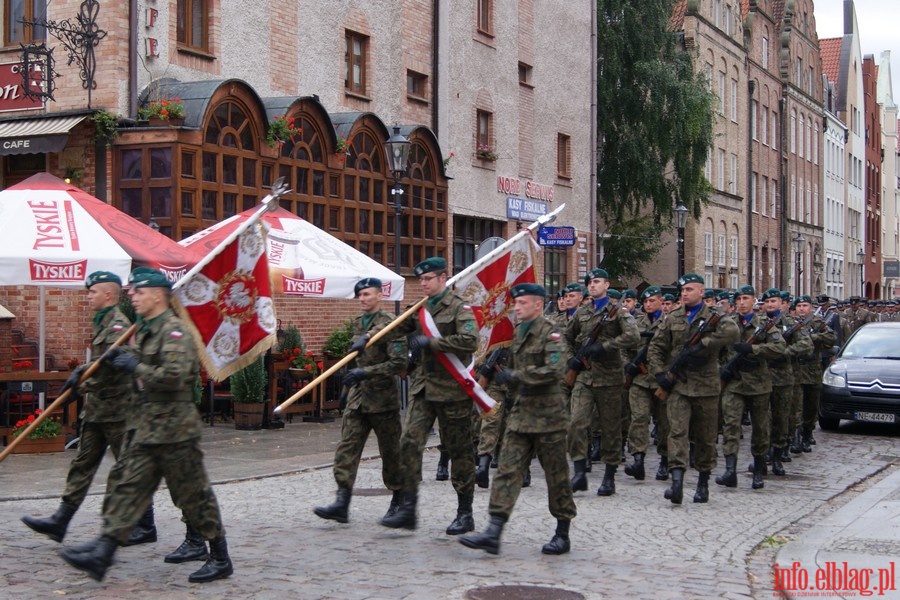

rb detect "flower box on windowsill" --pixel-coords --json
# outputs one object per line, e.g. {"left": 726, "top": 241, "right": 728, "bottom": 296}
{"left": 10, "top": 435, "right": 66, "bottom": 454}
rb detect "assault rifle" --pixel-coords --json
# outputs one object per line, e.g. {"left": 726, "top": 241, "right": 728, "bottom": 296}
{"left": 624, "top": 334, "right": 653, "bottom": 390}
{"left": 563, "top": 306, "right": 618, "bottom": 387}
{"left": 476, "top": 347, "right": 510, "bottom": 388}
{"left": 653, "top": 313, "right": 722, "bottom": 402}
{"left": 781, "top": 315, "right": 814, "bottom": 342}
{"left": 719, "top": 318, "right": 776, "bottom": 387}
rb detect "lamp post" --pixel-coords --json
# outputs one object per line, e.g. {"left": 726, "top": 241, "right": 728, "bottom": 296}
{"left": 793, "top": 232, "right": 806, "bottom": 297}
{"left": 857, "top": 247, "right": 866, "bottom": 298}
{"left": 383, "top": 125, "right": 410, "bottom": 314}
{"left": 673, "top": 202, "right": 688, "bottom": 279}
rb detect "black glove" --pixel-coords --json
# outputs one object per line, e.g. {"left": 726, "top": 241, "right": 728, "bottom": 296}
{"left": 408, "top": 334, "right": 431, "bottom": 355}
{"left": 585, "top": 343, "right": 607, "bottom": 360}
{"left": 477, "top": 364, "right": 494, "bottom": 380}
{"left": 566, "top": 357, "right": 586, "bottom": 373}
{"left": 104, "top": 346, "right": 123, "bottom": 362}
{"left": 348, "top": 335, "right": 369, "bottom": 354}
{"left": 720, "top": 366, "right": 734, "bottom": 381}
{"left": 61, "top": 365, "right": 86, "bottom": 393}
{"left": 654, "top": 372, "right": 674, "bottom": 392}
{"left": 493, "top": 369, "right": 518, "bottom": 386}
{"left": 624, "top": 362, "right": 640, "bottom": 378}
{"left": 109, "top": 352, "right": 140, "bottom": 374}
{"left": 732, "top": 342, "right": 753, "bottom": 354}
{"left": 343, "top": 368, "right": 366, "bottom": 387}
{"left": 339, "top": 387, "right": 349, "bottom": 411}
{"left": 640, "top": 331, "right": 655, "bottom": 339}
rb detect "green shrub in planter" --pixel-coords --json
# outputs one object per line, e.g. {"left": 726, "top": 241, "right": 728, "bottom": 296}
{"left": 229, "top": 356, "right": 267, "bottom": 403}
{"left": 323, "top": 320, "right": 353, "bottom": 357}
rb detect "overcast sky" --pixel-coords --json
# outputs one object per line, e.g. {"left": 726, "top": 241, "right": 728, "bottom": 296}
{"left": 815, "top": 0, "right": 900, "bottom": 101}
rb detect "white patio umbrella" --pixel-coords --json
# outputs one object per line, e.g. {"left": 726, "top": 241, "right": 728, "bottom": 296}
{"left": 179, "top": 207, "right": 405, "bottom": 300}
{"left": 0, "top": 173, "right": 200, "bottom": 372}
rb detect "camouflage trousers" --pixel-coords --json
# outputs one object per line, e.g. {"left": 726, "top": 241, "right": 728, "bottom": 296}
{"left": 799, "top": 383, "right": 822, "bottom": 434}
{"left": 769, "top": 385, "right": 793, "bottom": 449}
{"left": 476, "top": 386, "right": 507, "bottom": 456}
{"left": 627, "top": 385, "right": 666, "bottom": 456}
{"left": 398, "top": 395, "right": 475, "bottom": 495}
{"left": 333, "top": 408, "right": 402, "bottom": 491}
{"left": 787, "top": 384, "right": 802, "bottom": 433}
{"left": 102, "top": 439, "right": 224, "bottom": 544}
{"left": 489, "top": 428, "right": 576, "bottom": 522}
{"left": 721, "top": 390, "right": 771, "bottom": 458}
{"left": 667, "top": 391, "right": 718, "bottom": 472}
{"left": 62, "top": 420, "right": 126, "bottom": 508}
{"left": 568, "top": 382, "right": 622, "bottom": 465}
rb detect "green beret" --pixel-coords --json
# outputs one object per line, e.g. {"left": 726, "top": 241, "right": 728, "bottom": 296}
{"left": 128, "top": 267, "right": 172, "bottom": 289}
{"left": 413, "top": 257, "right": 446, "bottom": 277}
{"left": 779, "top": 290, "right": 791, "bottom": 302}
{"left": 761, "top": 287, "right": 781, "bottom": 300}
{"left": 607, "top": 289, "right": 622, "bottom": 300}
{"left": 622, "top": 289, "right": 637, "bottom": 300}
{"left": 510, "top": 282, "right": 547, "bottom": 298}
{"left": 353, "top": 277, "right": 382, "bottom": 297}
{"left": 703, "top": 289, "right": 717, "bottom": 299}
{"left": 584, "top": 267, "right": 609, "bottom": 285}
{"left": 795, "top": 294, "right": 813, "bottom": 305}
{"left": 716, "top": 290, "right": 735, "bottom": 304}
{"left": 735, "top": 284, "right": 756, "bottom": 297}
{"left": 663, "top": 293, "right": 676, "bottom": 302}
{"left": 85, "top": 271, "right": 122, "bottom": 288}
{"left": 677, "top": 273, "right": 704, "bottom": 287}
{"left": 641, "top": 286, "right": 662, "bottom": 301}
{"left": 563, "top": 282, "right": 585, "bottom": 295}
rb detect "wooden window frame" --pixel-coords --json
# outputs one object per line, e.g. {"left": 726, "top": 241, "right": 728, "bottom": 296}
{"left": 406, "top": 70, "right": 427, "bottom": 102}
{"left": 557, "top": 133, "right": 571, "bottom": 179}
{"left": 177, "top": 0, "right": 209, "bottom": 52}
{"left": 345, "top": 30, "right": 368, "bottom": 96}
{"left": 4, "top": 0, "right": 45, "bottom": 46}
{"left": 452, "top": 215, "right": 504, "bottom": 275}
{"left": 476, "top": 0, "right": 493, "bottom": 36}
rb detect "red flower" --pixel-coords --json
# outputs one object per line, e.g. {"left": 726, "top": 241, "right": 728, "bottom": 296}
{"left": 35, "top": 408, "right": 42, "bottom": 415}
{"left": 26, "top": 414, "right": 35, "bottom": 423}
{"left": 306, "top": 350, "right": 314, "bottom": 357}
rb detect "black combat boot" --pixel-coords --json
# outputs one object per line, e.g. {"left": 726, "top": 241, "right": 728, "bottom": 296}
{"left": 459, "top": 514, "right": 506, "bottom": 555}
{"left": 765, "top": 446, "right": 774, "bottom": 464}
{"left": 123, "top": 504, "right": 157, "bottom": 546}
{"left": 742, "top": 409, "right": 751, "bottom": 426}
{"left": 475, "top": 454, "right": 491, "bottom": 489}
{"left": 584, "top": 455, "right": 592, "bottom": 473}
{"left": 596, "top": 464, "right": 616, "bottom": 496}
{"left": 313, "top": 487, "right": 352, "bottom": 523}
{"left": 664, "top": 468, "right": 684, "bottom": 504}
{"left": 655, "top": 456, "right": 669, "bottom": 481}
{"left": 688, "top": 443, "right": 696, "bottom": 468}
{"left": 789, "top": 428, "right": 803, "bottom": 454}
{"left": 435, "top": 450, "right": 450, "bottom": 481}
{"left": 809, "top": 432, "right": 816, "bottom": 445}
{"left": 383, "top": 490, "right": 402, "bottom": 520}
{"left": 715, "top": 455, "right": 738, "bottom": 488}
{"left": 446, "top": 493, "right": 475, "bottom": 535}
{"left": 164, "top": 524, "right": 209, "bottom": 563}
{"left": 780, "top": 446, "right": 792, "bottom": 463}
{"left": 624, "top": 452, "right": 645, "bottom": 480}
{"left": 590, "top": 435, "right": 602, "bottom": 461}
{"left": 522, "top": 466, "right": 531, "bottom": 488}
{"left": 188, "top": 536, "right": 233, "bottom": 583}
{"left": 751, "top": 455, "right": 766, "bottom": 489}
{"left": 59, "top": 535, "right": 118, "bottom": 581}
{"left": 570, "top": 459, "right": 588, "bottom": 492}
{"left": 693, "top": 471, "right": 710, "bottom": 503}
{"left": 771, "top": 448, "right": 786, "bottom": 476}
{"left": 801, "top": 429, "right": 813, "bottom": 453}
{"left": 541, "top": 519, "right": 571, "bottom": 555}
{"left": 21, "top": 502, "right": 77, "bottom": 543}
{"left": 748, "top": 457, "right": 768, "bottom": 475}
{"left": 380, "top": 491, "right": 417, "bottom": 530}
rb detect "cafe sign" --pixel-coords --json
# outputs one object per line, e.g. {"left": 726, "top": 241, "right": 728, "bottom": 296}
{"left": 0, "top": 62, "right": 44, "bottom": 112}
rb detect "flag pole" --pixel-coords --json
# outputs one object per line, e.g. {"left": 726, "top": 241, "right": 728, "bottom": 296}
{"left": 274, "top": 203, "right": 565, "bottom": 414}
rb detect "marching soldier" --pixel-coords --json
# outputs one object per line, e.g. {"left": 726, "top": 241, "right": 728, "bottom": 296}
{"left": 22, "top": 272, "right": 152, "bottom": 544}
{"left": 314, "top": 278, "right": 407, "bottom": 523}
{"left": 662, "top": 293, "right": 677, "bottom": 315}
{"left": 794, "top": 295, "right": 836, "bottom": 452}
{"left": 380, "top": 257, "right": 480, "bottom": 535}
{"left": 565, "top": 268, "right": 640, "bottom": 496}
{"left": 459, "top": 283, "right": 575, "bottom": 555}
{"left": 647, "top": 274, "right": 740, "bottom": 504}
{"left": 59, "top": 267, "right": 232, "bottom": 583}
{"left": 716, "top": 285, "right": 785, "bottom": 490}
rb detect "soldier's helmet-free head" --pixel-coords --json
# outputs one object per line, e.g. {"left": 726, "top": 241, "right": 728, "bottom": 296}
{"left": 510, "top": 282, "right": 547, "bottom": 298}
{"left": 563, "top": 282, "right": 585, "bottom": 296}
{"left": 128, "top": 267, "right": 172, "bottom": 289}
{"left": 85, "top": 271, "right": 122, "bottom": 289}
{"left": 716, "top": 290, "right": 735, "bottom": 304}
{"left": 607, "top": 289, "right": 622, "bottom": 300}
{"left": 413, "top": 256, "right": 447, "bottom": 277}
{"left": 735, "top": 284, "right": 756, "bottom": 298}
{"left": 641, "top": 286, "right": 662, "bottom": 301}
{"left": 761, "top": 287, "right": 781, "bottom": 301}
{"left": 703, "top": 288, "right": 717, "bottom": 300}
{"left": 623, "top": 289, "right": 637, "bottom": 300}
{"left": 663, "top": 293, "right": 676, "bottom": 302}
{"left": 353, "top": 277, "right": 382, "bottom": 297}
{"left": 796, "top": 294, "right": 813, "bottom": 305}
{"left": 816, "top": 294, "right": 830, "bottom": 305}
{"left": 583, "top": 267, "right": 609, "bottom": 287}
{"left": 677, "top": 273, "right": 704, "bottom": 290}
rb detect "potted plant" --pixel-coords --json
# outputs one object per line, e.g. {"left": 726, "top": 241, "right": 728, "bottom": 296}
{"left": 229, "top": 356, "right": 267, "bottom": 430}
{"left": 289, "top": 349, "right": 320, "bottom": 380}
{"left": 92, "top": 110, "right": 120, "bottom": 146}
{"left": 138, "top": 97, "right": 186, "bottom": 125}
{"left": 278, "top": 324, "right": 303, "bottom": 356}
{"left": 323, "top": 320, "right": 353, "bottom": 359}
{"left": 266, "top": 114, "right": 301, "bottom": 148}
{"left": 11, "top": 408, "right": 65, "bottom": 453}
{"left": 475, "top": 143, "right": 499, "bottom": 161}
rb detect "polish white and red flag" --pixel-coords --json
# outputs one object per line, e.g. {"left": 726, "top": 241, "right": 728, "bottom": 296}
{"left": 174, "top": 222, "right": 277, "bottom": 381}
{"left": 454, "top": 233, "right": 540, "bottom": 361}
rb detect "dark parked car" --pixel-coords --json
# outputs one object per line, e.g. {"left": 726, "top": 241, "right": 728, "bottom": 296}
{"left": 819, "top": 322, "right": 900, "bottom": 431}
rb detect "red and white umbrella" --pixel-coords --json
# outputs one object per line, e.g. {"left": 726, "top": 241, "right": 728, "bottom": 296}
{"left": 179, "top": 206, "right": 405, "bottom": 300}
{"left": 0, "top": 173, "right": 200, "bottom": 370}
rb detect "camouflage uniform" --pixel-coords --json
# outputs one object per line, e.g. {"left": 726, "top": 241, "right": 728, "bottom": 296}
{"left": 476, "top": 380, "right": 507, "bottom": 456}
{"left": 768, "top": 313, "right": 813, "bottom": 455}
{"left": 102, "top": 308, "right": 225, "bottom": 544}
{"left": 63, "top": 306, "right": 133, "bottom": 509}
{"left": 489, "top": 316, "right": 575, "bottom": 523}
{"left": 796, "top": 315, "right": 836, "bottom": 442}
{"left": 332, "top": 310, "right": 407, "bottom": 491}
{"left": 626, "top": 310, "right": 667, "bottom": 462}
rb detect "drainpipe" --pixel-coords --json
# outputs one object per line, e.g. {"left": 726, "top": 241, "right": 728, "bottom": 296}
{"left": 431, "top": 0, "right": 440, "bottom": 136}
{"left": 747, "top": 79, "right": 756, "bottom": 287}
{"left": 590, "top": 0, "right": 598, "bottom": 267}
{"left": 129, "top": 0, "right": 138, "bottom": 119}
{"left": 779, "top": 96, "right": 789, "bottom": 289}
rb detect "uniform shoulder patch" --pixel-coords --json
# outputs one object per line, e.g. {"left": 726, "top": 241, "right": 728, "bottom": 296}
{"left": 112, "top": 325, "right": 124, "bottom": 332}
{"left": 549, "top": 332, "right": 561, "bottom": 341}
{"left": 169, "top": 330, "right": 184, "bottom": 339}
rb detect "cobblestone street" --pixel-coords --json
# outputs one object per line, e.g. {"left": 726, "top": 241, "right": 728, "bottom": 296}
{"left": 1, "top": 421, "right": 897, "bottom": 599}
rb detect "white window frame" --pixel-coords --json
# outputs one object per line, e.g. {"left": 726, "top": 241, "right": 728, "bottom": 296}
{"left": 761, "top": 106, "right": 768, "bottom": 145}
{"left": 704, "top": 232, "right": 713, "bottom": 265}
{"left": 761, "top": 175, "right": 768, "bottom": 216}
{"left": 717, "top": 148, "right": 725, "bottom": 190}
{"left": 770, "top": 178, "right": 777, "bottom": 216}
{"left": 762, "top": 35, "right": 769, "bottom": 69}
{"left": 718, "top": 72, "right": 726, "bottom": 115}
{"left": 730, "top": 78, "right": 738, "bottom": 122}
{"left": 751, "top": 172, "right": 758, "bottom": 212}
{"left": 717, "top": 234, "right": 726, "bottom": 266}
{"left": 772, "top": 110, "right": 778, "bottom": 150}
{"left": 729, "top": 154, "right": 737, "bottom": 194}
{"left": 729, "top": 235, "right": 738, "bottom": 268}
{"left": 750, "top": 100, "right": 758, "bottom": 140}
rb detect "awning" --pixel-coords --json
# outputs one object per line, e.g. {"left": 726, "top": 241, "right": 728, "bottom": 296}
{"left": 0, "top": 114, "right": 87, "bottom": 156}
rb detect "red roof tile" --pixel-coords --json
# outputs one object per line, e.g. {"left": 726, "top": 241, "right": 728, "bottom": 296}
{"left": 671, "top": 0, "right": 687, "bottom": 31}
{"left": 820, "top": 37, "right": 842, "bottom": 83}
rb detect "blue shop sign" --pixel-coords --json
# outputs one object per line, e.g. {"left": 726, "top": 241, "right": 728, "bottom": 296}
{"left": 506, "top": 197, "right": 547, "bottom": 221}
{"left": 538, "top": 226, "right": 576, "bottom": 247}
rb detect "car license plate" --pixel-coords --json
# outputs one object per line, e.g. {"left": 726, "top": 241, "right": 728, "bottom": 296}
{"left": 854, "top": 411, "right": 896, "bottom": 424}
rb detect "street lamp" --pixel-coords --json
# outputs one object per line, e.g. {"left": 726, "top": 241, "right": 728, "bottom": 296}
{"left": 673, "top": 203, "right": 689, "bottom": 279}
{"left": 857, "top": 247, "right": 866, "bottom": 298}
{"left": 383, "top": 125, "right": 410, "bottom": 314}
{"left": 793, "top": 233, "right": 806, "bottom": 296}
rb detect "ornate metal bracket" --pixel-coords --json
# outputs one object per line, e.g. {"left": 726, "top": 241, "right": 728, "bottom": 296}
{"left": 19, "top": 0, "right": 107, "bottom": 107}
